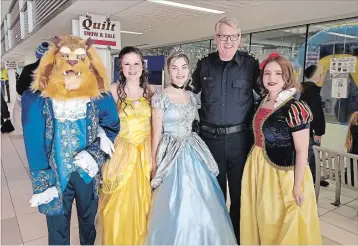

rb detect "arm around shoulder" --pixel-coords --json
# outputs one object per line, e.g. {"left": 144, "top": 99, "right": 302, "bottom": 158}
{"left": 187, "top": 59, "right": 202, "bottom": 94}
{"left": 109, "top": 82, "right": 119, "bottom": 102}
{"left": 97, "top": 92, "right": 120, "bottom": 142}
{"left": 250, "top": 55, "right": 261, "bottom": 96}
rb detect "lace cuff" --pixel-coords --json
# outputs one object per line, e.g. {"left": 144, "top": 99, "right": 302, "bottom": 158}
{"left": 29, "top": 187, "right": 59, "bottom": 207}
{"left": 74, "top": 150, "right": 99, "bottom": 178}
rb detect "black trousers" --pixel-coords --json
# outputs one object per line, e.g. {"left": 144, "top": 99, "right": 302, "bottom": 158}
{"left": 1, "top": 93, "right": 10, "bottom": 121}
{"left": 1, "top": 80, "right": 10, "bottom": 103}
{"left": 200, "top": 130, "right": 253, "bottom": 244}
{"left": 46, "top": 172, "right": 98, "bottom": 245}
{"left": 308, "top": 138, "right": 320, "bottom": 183}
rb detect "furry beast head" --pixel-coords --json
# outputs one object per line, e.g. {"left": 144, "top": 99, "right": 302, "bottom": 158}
{"left": 32, "top": 35, "right": 109, "bottom": 100}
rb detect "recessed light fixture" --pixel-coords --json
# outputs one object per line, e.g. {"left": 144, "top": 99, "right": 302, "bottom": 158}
{"left": 147, "top": 0, "right": 225, "bottom": 14}
{"left": 135, "top": 44, "right": 150, "bottom": 47}
{"left": 121, "top": 30, "right": 143, "bottom": 35}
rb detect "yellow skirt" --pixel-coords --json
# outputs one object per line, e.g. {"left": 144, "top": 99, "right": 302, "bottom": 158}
{"left": 240, "top": 146, "right": 322, "bottom": 245}
{"left": 96, "top": 136, "right": 152, "bottom": 245}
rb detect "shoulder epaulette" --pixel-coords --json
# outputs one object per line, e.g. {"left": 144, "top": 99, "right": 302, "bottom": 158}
{"left": 238, "top": 50, "right": 257, "bottom": 60}
{"left": 248, "top": 52, "right": 258, "bottom": 61}
{"left": 201, "top": 54, "right": 209, "bottom": 59}
{"left": 199, "top": 52, "right": 216, "bottom": 62}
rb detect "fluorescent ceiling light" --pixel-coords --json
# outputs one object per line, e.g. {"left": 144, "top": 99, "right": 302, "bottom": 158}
{"left": 327, "top": 32, "right": 357, "bottom": 39}
{"left": 121, "top": 30, "right": 143, "bottom": 35}
{"left": 244, "top": 44, "right": 264, "bottom": 47}
{"left": 147, "top": 0, "right": 225, "bottom": 14}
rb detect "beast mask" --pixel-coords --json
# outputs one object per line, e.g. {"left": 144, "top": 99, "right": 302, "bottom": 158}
{"left": 32, "top": 35, "right": 109, "bottom": 100}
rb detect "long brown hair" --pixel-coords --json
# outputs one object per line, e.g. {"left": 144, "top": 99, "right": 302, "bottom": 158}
{"left": 258, "top": 54, "right": 301, "bottom": 98}
{"left": 345, "top": 111, "right": 358, "bottom": 151}
{"left": 116, "top": 46, "right": 151, "bottom": 112}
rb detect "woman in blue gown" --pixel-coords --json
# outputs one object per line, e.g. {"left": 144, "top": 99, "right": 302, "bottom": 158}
{"left": 146, "top": 47, "right": 237, "bottom": 245}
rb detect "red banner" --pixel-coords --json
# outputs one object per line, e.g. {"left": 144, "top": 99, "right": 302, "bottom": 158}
{"left": 92, "top": 39, "right": 116, "bottom": 46}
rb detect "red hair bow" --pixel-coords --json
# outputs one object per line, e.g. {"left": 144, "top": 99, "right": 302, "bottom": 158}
{"left": 259, "top": 52, "right": 281, "bottom": 70}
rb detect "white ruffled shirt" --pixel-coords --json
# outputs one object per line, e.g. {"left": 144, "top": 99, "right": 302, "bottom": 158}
{"left": 52, "top": 98, "right": 90, "bottom": 121}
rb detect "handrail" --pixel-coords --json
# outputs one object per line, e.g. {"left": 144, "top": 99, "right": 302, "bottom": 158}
{"left": 314, "top": 146, "right": 358, "bottom": 159}
{"left": 313, "top": 145, "right": 358, "bottom": 206}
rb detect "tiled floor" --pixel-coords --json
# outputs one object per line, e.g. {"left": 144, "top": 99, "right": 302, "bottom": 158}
{"left": 1, "top": 133, "right": 358, "bottom": 245}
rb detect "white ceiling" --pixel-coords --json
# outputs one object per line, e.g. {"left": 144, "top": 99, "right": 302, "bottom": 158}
{"left": 2, "top": 0, "right": 358, "bottom": 63}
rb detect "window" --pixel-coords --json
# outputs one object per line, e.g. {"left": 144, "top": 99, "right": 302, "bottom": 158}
{"left": 141, "top": 45, "right": 177, "bottom": 87}
{"left": 142, "top": 45, "right": 177, "bottom": 57}
{"left": 250, "top": 26, "right": 307, "bottom": 82}
{"left": 139, "top": 17, "right": 358, "bottom": 125}
{"left": 307, "top": 18, "right": 358, "bottom": 124}
{"left": 181, "top": 40, "right": 211, "bottom": 67}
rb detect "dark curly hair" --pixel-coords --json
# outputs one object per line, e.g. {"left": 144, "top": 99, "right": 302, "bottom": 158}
{"left": 116, "top": 46, "right": 151, "bottom": 112}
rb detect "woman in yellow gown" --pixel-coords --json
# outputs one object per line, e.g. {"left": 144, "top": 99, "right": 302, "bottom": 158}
{"left": 96, "top": 47, "right": 152, "bottom": 245}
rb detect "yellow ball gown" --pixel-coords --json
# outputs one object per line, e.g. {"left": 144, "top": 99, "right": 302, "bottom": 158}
{"left": 240, "top": 106, "right": 322, "bottom": 245}
{"left": 96, "top": 97, "right": 152, "bottom": 245}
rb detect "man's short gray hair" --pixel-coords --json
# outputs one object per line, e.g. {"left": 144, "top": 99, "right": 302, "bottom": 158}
{"left": 215, "top": 16, "right": 241, "bottom": 34}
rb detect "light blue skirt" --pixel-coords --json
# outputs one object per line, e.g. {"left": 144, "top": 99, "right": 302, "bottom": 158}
{"left": 146, "top": 144, "right": 237, "bottom": 245}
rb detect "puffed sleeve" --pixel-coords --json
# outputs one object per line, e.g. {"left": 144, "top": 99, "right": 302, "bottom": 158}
{"left": 151, "top": 91, "right": 167, "bottom": 110}
{"left": 286, "top": 100, "right": 313, "bottom": 132}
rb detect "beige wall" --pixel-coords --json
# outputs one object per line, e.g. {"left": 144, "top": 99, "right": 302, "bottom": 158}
{"left": 321, "top": 123, "right": 348, "bottom": 152}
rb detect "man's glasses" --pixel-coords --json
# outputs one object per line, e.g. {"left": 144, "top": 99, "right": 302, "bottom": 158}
{"left": 216, "top": 34, "right": 241, "bottom": 41}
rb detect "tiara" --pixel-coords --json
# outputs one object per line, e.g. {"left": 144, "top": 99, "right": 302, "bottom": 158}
{"left": 168, "top": 46, "right": 186, "bottom": 58}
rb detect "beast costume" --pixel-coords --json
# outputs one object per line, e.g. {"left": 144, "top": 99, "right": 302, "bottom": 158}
{"left": 21, "top": 35, "right": 120, "bottom": 245}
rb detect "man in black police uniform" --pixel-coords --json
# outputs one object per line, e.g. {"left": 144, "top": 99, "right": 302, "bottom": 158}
{"left": 190, "top": 17, "right": 260, "bottom": 243}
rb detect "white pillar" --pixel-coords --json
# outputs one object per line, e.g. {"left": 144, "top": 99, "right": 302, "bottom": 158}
{"left": 27, "top": 1, "right": 34, "bottom": 33}
{"left": 7, "top": 68, "right": 16, "bottom": 106}
{"left": 8, "top": 68, "right": 23, "bottom": 135}
{"left": 24, "top": 55, "right": 37, "bottom": 66}
{"left": 96, "top": 49, "right": 112, "bottom": 83}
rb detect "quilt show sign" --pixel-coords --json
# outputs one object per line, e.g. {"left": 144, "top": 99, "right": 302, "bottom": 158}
{"left": 79, "top": 15, "right": 121, "bottom": 49}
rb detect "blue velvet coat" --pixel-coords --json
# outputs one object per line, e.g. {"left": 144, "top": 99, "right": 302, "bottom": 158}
{"left": 21, "top": 90, "right": 120, "bottom": 216}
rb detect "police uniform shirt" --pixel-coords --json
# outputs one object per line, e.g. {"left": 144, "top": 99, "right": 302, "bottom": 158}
{"left": 191, "top": 51, "right": 260, "bottom": 127}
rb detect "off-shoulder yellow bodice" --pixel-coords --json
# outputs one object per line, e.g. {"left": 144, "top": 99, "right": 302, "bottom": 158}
{"left": 117, "top": 97, "right": 151, "bottom": 144}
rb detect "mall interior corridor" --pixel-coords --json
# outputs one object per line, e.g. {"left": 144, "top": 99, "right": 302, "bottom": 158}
{"left": 1, "top": 0, "right": 358, "bottom": 244}
{"left": 0, "top": 131, "right": 357, "bottom": 244}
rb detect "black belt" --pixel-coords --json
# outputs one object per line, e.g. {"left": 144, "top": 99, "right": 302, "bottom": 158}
{"left": 200, "top": 123, "right": 247, "bottom": 136}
